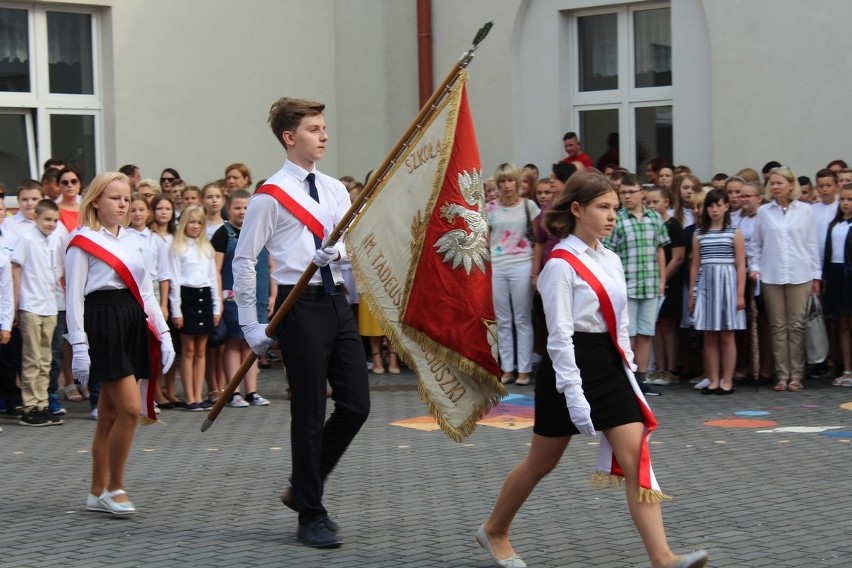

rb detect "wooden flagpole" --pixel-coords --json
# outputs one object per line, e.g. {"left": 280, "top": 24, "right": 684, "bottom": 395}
{"left": 201, "top": 22, "right": 493, "bottom": 432}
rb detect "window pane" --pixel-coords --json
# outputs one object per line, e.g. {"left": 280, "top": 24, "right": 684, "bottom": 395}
{"left": 635, "top": 106, "right": 673, "bottom": 174}
{"left": 634, "top": 9, "right": 671, "bottom": 88}
{"left": 0, "top": 113, "right": 33, "bottom": 193}
{"left": 51, "top": 114, "right": 96, "bottom": 182}
{"left": 0, "top": 8, "right": 30, "bottom": 92}
{"left": 578, "top": 14, "right": 617, "bottom": 92}
{"left": 47, "top": 12, "right": 94, "bottom": 95}
{"left": 579, "top": 109, "right": 620, "bottom": 170}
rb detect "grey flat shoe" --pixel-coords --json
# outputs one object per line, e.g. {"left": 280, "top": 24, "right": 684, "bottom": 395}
{"left": 476, "top": 524, "right": 527, "bottom": 568}
{"left": 670, "top": 550, "right": 709, "bottom": 568}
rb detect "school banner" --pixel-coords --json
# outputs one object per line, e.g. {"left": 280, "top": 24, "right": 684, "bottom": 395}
{"left": 347, "top": 70, "right": 504, "bottom": 441}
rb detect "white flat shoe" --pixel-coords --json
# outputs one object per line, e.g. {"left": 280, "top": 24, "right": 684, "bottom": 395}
{"left": 670, "top": 550, "right": 709, "bottom": 568}
{"left": 99, "top": 489, "right": 136, "bottom": 516}
{"left": 476, "top": 524, "right": 527, "bottom": 568}
{"left": 85, "top": 493, "right": 109, "bottom": 513}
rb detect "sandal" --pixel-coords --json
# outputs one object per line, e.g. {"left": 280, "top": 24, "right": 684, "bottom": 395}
{"left": 371, "top": 352, "right": 385, "bottom": 375}
{"left": 787, "top": 381, "right": 803, "bottom": 392}
{"left": 773, "top": 380, "right": 788, "bottom": 392}
{"left": 388, "top": 352, "right": 401, "bottom": 375}
{"left": 63, "top": 384, "right": 83, "bottom": 402}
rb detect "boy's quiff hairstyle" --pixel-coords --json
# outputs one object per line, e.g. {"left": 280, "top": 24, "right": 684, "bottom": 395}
{"left": 268, "top": 97, "right": 325, "bottom": 149}
{"left": 35, "top": 198, "right": 59, "bottom": 217}
{"left": 815, "top": 168, "right": 837, "bottom": 182}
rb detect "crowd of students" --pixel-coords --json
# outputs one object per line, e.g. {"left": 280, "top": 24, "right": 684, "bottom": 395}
{"left": 485, "top": 148, "right": 852, "bottom": 398}
{"left": 0, "top": 161, "right": 276, "bottom": 429}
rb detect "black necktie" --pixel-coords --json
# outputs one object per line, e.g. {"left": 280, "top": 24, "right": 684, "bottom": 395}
{"left": 306, "top": 173, "right": 336, "bottom": 293}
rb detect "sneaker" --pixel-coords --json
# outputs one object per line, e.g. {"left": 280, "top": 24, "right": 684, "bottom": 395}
{"left": 90, "top": 408, "right": 98, "bottom": 421}
{"left": 5, "top": 406, "right": 23, "bottom": 419}
{"left": 648, "top": 371, "right": 675, "bottom": 386}
{"left": 18, "top": 409, "right": 50, "bottom": 427}
{"left": 246, "top": 392, "right": 270, "bottom": 406}
{"left": 639, "top": 382, "right": 661, "bottom": 396}
{"left": 44, "top": 408, "right": 64, "bottom": 425}
{"left": 693, "top": 378, "right": 711, "bottom": 390}
{"left": 227, "top": 394, "right": 250, "bottom": 408}
{"left": 201, "top": 400, "right": 214, "bottom": 410}
{"left": 49, "top": 394, "right": 67, "bottom": 416}
{"left": 185, "top": 402, "right": 204, "bottom": 412}
{"left": 832, "top": 372, "right": 852, "bottom": 387}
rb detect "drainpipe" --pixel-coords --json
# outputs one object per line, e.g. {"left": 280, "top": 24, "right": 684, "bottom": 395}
{"left": 417, "top": 0, "right": 433, "bottom": 106}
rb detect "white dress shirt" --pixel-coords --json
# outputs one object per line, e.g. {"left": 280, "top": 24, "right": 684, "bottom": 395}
{"left": 537, "top": 235, "right": 637, "bottom": 395}
{"left": 10, "top": 227, "right": 62, "bottom": 316}
{"left": 233, "top": 160, "right": 349, "bottom": 326}
{"left": 812, "top": 200, "right": 839, "bottom": 262}
{"left": 2, "top": 212, "right": 35, "bottom": 242}
{"left": 127, "top": 227, "right": 159, "bottom": 281}
{"left": 829, "top": 221, "right": 851, "bottom": 264}
{"left": 0, "top": 254, "right": 13, "bottom": 331}
{"left": 154, "top": 233, "right": 174, "bottom": 282}
{"left": 64, "top": 226, "right": 169, "bottom": 346}
{"left": 166, "top": 238, "right": 222, "bottom": 318}
{"left": 748, "top": 199, "right": 820, "bottom": 284}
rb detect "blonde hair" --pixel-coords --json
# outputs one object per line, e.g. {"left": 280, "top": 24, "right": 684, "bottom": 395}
{"left": 765, "top": 166, "right": 801, "bottom": 201}
{"left": 735, "top": 167, "right": 761, "bottom": 184}
{"left": 171, "top": 205, "right": 214, "bottom": 258}
{"left": 79, "top": 172, "right": 131, "bottom": 230}
{"left": 493, "top": 163, "right": 522, "bottom": 189}
{"left": 136, "top": 179, "right": 162, "bottom": 195}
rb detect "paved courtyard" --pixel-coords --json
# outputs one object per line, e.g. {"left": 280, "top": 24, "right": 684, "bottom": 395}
{"left": 2, "top": 366, "right": 852, "bottom": 567}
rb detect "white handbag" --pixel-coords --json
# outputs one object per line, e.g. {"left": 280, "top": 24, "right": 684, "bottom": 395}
{"left": 805, "top": 294, "right": 829, "bottom": 365}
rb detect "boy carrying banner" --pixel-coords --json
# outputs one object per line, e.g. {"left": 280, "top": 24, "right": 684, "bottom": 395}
{"left": 232, "top": 97, "right": 370, "bottom": 549}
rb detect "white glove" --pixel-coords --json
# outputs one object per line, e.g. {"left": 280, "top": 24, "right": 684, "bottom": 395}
{"left": 71, "top": 344, "right": 91, "bottom": 387}
{"left": 312, "top": 246, "right": 339, "bottom": 268}
{"left": 564, "top": 384, "right": 596, "bottom": 438}
{"left": 160, "top": 332, "right": 176, "bottom": 374}
{"left": 242, "top": 321, "right": 273, "bottom": 355}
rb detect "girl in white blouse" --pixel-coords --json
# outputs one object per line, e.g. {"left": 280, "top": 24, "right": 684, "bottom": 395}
{"left": 165, "top": 205, "right": 222, "bottom": 411}
{"left": 65, "top": 172, "right": 174, "bottom": 515}
{"left": 477, "top": 172, "right": 708, "bottom": 568}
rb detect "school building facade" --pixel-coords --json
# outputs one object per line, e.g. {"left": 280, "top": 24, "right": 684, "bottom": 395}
{"left": 0, "top": 0, "right": 847, "bottom": 199}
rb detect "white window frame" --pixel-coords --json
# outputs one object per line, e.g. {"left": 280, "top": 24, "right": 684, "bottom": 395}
{"left": 568, "top": 2, "right": 672, "bottom": 173}
{"left": 0, "top": 2, "right": 103, "bottom": 183}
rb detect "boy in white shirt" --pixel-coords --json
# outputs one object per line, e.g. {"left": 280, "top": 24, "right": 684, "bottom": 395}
{"left": 813, "top": 169, "right": 839, "bottom": 261}
{"left": 11, "top": 199, "right": 64, "bottom": 427}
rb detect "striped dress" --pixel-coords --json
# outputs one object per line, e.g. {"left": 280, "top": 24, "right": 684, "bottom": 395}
{"left": 693, "top": 226, "right": 746, "bottom": 331}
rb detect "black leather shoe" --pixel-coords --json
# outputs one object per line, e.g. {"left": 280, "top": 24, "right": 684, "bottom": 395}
{"left": 281, "top": 486, "right": 339, "bottom": 532}
{"left": 297, "top": 518, "right": 342, "bottom": 548}
{"left": 700, "top": 387, "right": 718, "bottom": 395}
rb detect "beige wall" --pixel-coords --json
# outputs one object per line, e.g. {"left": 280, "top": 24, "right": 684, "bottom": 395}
{"left": 14, "top": 0, "right": 850, "bottom": 188}
{"left": 104, "top": 0, "right": 418, "bottom": 185}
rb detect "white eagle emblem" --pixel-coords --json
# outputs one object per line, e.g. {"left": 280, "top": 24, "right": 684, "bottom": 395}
{"left": 433, "top": 169, "right": 490, "bottom": 274}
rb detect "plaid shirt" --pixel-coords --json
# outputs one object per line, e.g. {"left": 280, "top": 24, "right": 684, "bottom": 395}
{"left": 602, "top": 207, "right": 670, "bottom": 299}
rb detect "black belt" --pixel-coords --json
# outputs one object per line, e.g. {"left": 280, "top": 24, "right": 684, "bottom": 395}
{"left": 278, "top": 284, "right": 342, "bottom": 297}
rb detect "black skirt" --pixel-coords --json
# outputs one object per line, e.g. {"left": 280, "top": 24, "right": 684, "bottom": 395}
{"left": 823, "top": 263, "right": 852, "bottom": 318}
{"left": 180, "top": 286, "right": 214, "bottom": 335}
{"left": 84, "top": 289, "right": 151, "bottom": 384}
{"left": 534, "top": 332, "right": 643, "bottom": 437}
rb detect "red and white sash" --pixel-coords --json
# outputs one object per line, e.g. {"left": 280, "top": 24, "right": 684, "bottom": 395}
{"left": 68, "top": 228, "right": 162, "bottom": 423}
{"left": 255, "top": 170, "right": 333, "bottom": 241}
{"left": 549, "top": 248, "right": 670, "bottom": 503}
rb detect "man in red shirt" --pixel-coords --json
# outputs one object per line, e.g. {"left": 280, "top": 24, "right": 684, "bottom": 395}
{"left": 560, "top": 131, "right": 593, "bottom": 170}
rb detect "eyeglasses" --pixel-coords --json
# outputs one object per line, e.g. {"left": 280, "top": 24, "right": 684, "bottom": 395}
{"left": 60, "top": 179, "right": 80, "bottom": 186}
{"left": 618, "top": 189, "right": 643, "bottom": 196}
{"left": 160, "top": 176, "right": 176, "bottom": 184}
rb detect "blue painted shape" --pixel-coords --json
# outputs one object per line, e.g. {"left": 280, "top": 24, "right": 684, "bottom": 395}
{"left": 734, "top": 410, "right": 770, "bottom": 417}
{"left": 501, "top": 394, "right": 535, "bottom": 407}
{"left": 821, "top": 431, "right": 852, "bottom": 438}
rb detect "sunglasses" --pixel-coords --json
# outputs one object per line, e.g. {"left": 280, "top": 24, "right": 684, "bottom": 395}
{"left": 160, "top": 176, "right": 176, "bottom": 184}
{"left": 60, "top": 178, "right": 80, "bottom": 186}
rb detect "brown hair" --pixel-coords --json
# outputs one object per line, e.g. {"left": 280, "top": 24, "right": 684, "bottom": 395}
{"left": 268, "top": 97, "right": 325, "bottom": 148}
{"left": 545, "top": 172, "right": 617, "bottom": 239}
{"left": 224, "top": 162, "right": 252, "bottom": 187}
